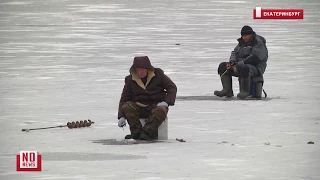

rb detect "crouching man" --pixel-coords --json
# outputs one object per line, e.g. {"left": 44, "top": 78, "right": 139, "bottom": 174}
{"left": 117, "top": 56, "right": 177, "bottom": 140}
{"left": 214, "top": 25, "right": 268, "bottom": 99}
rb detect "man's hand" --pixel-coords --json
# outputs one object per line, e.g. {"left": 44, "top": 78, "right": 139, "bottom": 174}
{"left": 229, "top": 60, "right": 237, "bottom": 66}
{"left": 227, "top": 60, "right": 237, "bottom": 70}
{"left": 118, "top": 117, "right": 127, "bottom": 127}
{"left": 237, "top": 60, "right": 244, "bottom": 67}
{"left": 157, "top": 101, "right": 168, "bottom": 108}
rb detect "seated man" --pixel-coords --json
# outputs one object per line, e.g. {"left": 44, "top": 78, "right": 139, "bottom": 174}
{"left": 117, "top": 56, "right": 177, "bottom": 140}
{"left": 214, "top": 25, "right": 268, "bottom": 99}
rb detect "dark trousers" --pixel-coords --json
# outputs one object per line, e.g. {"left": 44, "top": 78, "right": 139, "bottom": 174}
{"left": 218, "top": 62, "right": 260, "bottom": 77}
{"left": 122, "top": 101, "right": 168, "bottom": 136}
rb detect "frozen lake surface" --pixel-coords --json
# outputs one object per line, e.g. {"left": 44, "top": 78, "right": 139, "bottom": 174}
{"left": 0, "top": 0, "right": 320, "bottom": 179}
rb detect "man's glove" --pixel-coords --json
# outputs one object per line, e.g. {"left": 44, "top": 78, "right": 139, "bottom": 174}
{"left": 237, "top": 60, "right": 244, "bottom": 67}
{"left": 157, "top": 101, "right": 168, "bottom": 108}
{"left": 118, "top": 117, "right": 126, "bottom": 127}
{"left": 229, "top": 60, "right": 237, "bottom": 66}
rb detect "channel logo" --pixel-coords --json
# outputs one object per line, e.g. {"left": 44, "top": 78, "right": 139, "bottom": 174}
{"left": 253, "top": 7, "right": 303, "bottom": 20}
{"left": 16, "top": 151, "right": 42, "bottom": 172}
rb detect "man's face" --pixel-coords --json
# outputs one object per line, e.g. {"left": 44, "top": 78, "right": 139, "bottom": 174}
{"left": 136, "top": 68, "right": 148, "bottom": 78}
{"left": 242, "top": 34, "right": 252, "bottom": 43}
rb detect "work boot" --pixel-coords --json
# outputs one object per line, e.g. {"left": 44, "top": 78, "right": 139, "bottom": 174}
{"left": 237, "top": 77, "right": 251, "bottom": 99}
{"left": 138, "top": 130, "right": 158, "bottom": 140}
{"left": 214, "top": 75, "right": 234, "bottom": 97}
{"left": 151, "top": 130, "right": 158, "bottom": 140}
{"left": 125, "top": 133, "right": 140, "bottom": 140}
{"left": 138, "top": 130, "right": 152, "bottom": 140}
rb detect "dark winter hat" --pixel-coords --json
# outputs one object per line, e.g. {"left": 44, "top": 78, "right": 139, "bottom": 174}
{"left": 241, "top": 25, "right": 254, "bottom": 36}
{"left": 130, "top": 56, "right": 154, "bottom": 72}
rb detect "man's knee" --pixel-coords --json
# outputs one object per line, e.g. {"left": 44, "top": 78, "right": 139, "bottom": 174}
{"left": 218, "top": 62, "right": 228, "bottom": 75}
{"left": 122, "top": 101, "right": 139, "bottom": 115}
{"left": 239, "top": 66, "right": 250, "bottom": 77}
{"left": 239, "top": 65, "right": 259, "bottom": 77}
{"left": 151, "top": 106, "right": 168, "bottom": 120}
